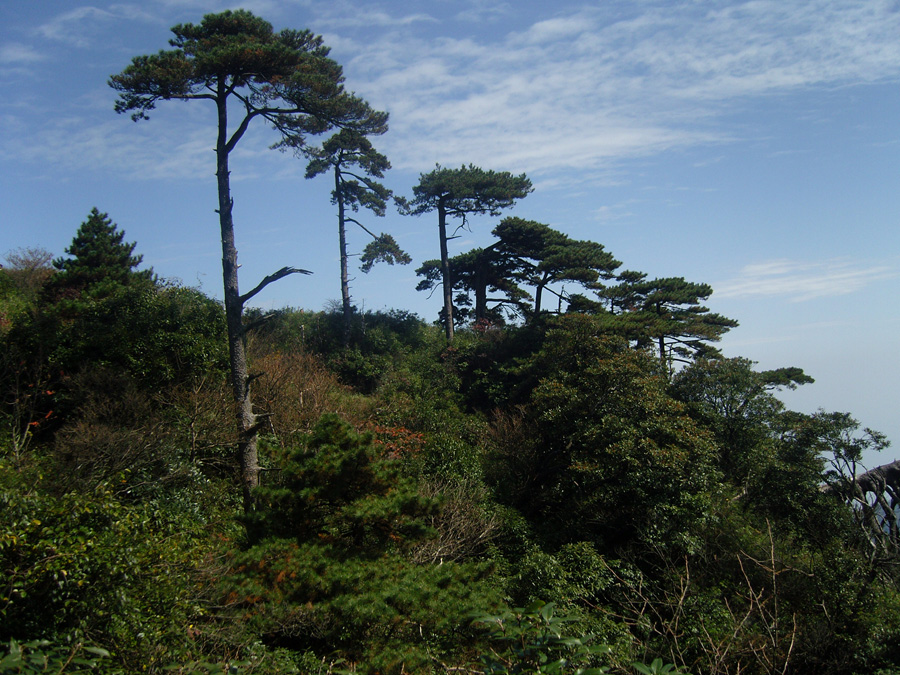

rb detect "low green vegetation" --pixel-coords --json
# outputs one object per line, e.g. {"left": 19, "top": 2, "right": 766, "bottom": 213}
{"left": 2, "top": 205, "right": 899, "bottom": 674}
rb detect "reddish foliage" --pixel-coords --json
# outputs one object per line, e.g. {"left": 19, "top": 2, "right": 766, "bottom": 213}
{"left": 367, "top": 423, "right": 425, "bottom": 459}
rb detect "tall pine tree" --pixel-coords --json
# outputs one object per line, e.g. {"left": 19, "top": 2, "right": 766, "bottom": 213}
{"left": 305, "top": 129, "right": 409, "bottom": 346}
{"left": 111, "top": 10, "right": 387, "bottom": 511}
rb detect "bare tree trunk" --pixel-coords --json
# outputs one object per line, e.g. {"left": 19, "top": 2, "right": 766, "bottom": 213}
{"left": 659, "top": 334, "right": 668, "bottom": 373}
{"left": 438, "top": 201, "right": 454, "bottom": 341}
{"left": 473, "top": 256, "right": 488, "bottom": 322}
{"left": 336, "top": 167, "right": 352, "bottom": 347}
{"left": 533, "top": 283, "right": 544, "bottom": 320}
{"left": 216, "top": 92, "right": 259, "bottom": 513}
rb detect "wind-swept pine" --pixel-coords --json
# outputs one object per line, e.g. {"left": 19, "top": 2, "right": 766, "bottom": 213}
{"left": 597, "top": 274, "right": 738, "bottom": 374}
{"left": 401, "top": 165, "right": 532, "bottom": 340}
{"left": 305, "top": 129, "right": 410, "bottom": 346}
{"left": 110, "top": 9, "right": 388, "bottom": 511}
{"left": 492, "top": 217, "right": 621, "bottom": 321}
{"left": 415, "top": 217, "right": 621, "bottom": 327}
{"left": 415, "top": 246, "right": 530, "bottom": 326}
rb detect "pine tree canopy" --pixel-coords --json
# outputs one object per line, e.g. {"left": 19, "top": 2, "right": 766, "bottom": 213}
{"left": 52, "top": 208, "right": 152, "bottom": 292}
{"left": 109, "top": 9, "right": 387, "bottom": 140}
{"left": 403, "top": 164, "right": 533, "bottom": 220}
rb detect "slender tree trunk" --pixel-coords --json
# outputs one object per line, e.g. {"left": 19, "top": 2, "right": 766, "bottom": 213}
{"left": 473, "top": 256, "right": 488, "bottom": 322}
{"left": 336, "top": 167, "right": 352, "bottom": 347}
{"left": 654, "top": 301, "right": 669, "bottom": 374}
{"left": 532, "top": 268, "right": 556, "bottom": 321}
{"left": 533, "top": 283, "right": 544, "bottom": 320}
{"left": 438, "top": 201, "right": 454, "bottom": 341}
{"left": 215, "top": 89, "right": 259, "bottom": 513}
{"left": 473, "top": 244, "right": 499, "bottom": 322}
{"left": 658, "top": 334, "right": 669, "bottom": 374}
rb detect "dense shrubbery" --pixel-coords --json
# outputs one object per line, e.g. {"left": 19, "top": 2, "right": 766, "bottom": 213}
{"left": 2, "top": 220, "right": 898, "bottom": 674}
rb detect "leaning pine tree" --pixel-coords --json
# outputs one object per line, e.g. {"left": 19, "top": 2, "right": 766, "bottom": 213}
{"left": 110, "top": 9, "right": 388, "bottom": 511}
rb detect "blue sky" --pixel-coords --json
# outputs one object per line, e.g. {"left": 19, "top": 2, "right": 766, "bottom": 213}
{"left": 2, "top": 0, "right": 898, "bottom": 465}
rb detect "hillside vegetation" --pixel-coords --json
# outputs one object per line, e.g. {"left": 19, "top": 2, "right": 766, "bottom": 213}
{"left": 3, "top": 9, "right": 899, "bottom": 673}
{"left": 1, "top": 213, "right": 898, "bottom": 675}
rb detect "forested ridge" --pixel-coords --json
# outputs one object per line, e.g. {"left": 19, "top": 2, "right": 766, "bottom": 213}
{"left": 2, "top": 9, "right": 899, "bottom": 675}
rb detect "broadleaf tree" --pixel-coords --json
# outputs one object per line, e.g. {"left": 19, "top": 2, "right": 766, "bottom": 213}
{"left": 400, "top": 164, "right": 532, "bottom": 340}
{"left": 2, "top": 247, "right": 54, "bottom": 306}
{"left": 110, "top": 9, "right": 388, "bottom": 511}
{"left": 304, "top": 129, "right": 410, "bottom": 346}
{"left": 670, "top": 357, "right": 814, "bottom": 483}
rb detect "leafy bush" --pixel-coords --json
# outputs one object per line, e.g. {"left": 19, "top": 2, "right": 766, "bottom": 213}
{"left": 472, "top": 601, "right": 610, "bottom": 674}
{"left": 0, "top": 639, "right": 109, "bottom": 674}
{"left": 0, "top": 459, "right": 238, "bottom": 672}
{"left": 498, "top": 315, "right": 719, "bottom": 551}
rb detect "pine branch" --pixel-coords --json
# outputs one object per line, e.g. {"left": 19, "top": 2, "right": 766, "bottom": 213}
{"left": 345, "top": 216, "right": 378, "bottom": 239}
{"left": 239, "top": 266, "right": 311, "bottom": 306}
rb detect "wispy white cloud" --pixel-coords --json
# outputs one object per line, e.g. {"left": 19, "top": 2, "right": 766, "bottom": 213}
{"left": 592, "top": 200, "right": 638, "bottom": 223}
{"left": 35, "top": 4, "right": 162, "bottom": 47}
{"left": 10, "top": 0, "right": 900, "bottom": 185}
{"left": 331, "top": 0, "right": 900, "bottom": 176}
{"left": 455, "top": 1, "right": 512, "bottom": 24}
{"left": 0, "top": 102, "right": 307, "bottom": 183}
{"left": 36, "top": 7, "right": 117, "bottom": 47}
{"left": 148, "top": 0, "right": 285, "bottom": 14}
{"left": 319, "top": 10, "right": 436, "bottom": 30}
{"left": 107, "top": 4, "right": 161, "bottom": 22}
{"left": 715, "top": 259, "right": 898, "bottom": 301}
{"left": 304, "top": 0, "right": 436, "bottom": 30}
{"left": 517, "top": 16, "right": 587, "bottom": 44}
{"left": 0, "top": 112, "right": 208, "bottom": 181}
{"left": 0, "top": 43, "right": 47, "bottom": 65}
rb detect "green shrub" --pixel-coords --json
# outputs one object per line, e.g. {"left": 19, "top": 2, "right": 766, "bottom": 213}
{"left": 229, "top": 414, "right": 501, "bottom": 673}
{"left": 0, "top": 639, "right": 109, "bottom": 674}
{"left": 0, "top": 460, "right": 239, "bottom": 672}
{"left": 472, "top": 601, "right": 610, "bottom": 674}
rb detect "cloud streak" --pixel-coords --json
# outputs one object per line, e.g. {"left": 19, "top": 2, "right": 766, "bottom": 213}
{"left": 715, "top": 259, "right": 898, "bottom": 301}
{"left": 0, "top": 43, "right": 48, "bottom": 65}
{"left": 7, "top": 0, "right": 900, "bottom": 185}
{"left": 331, "top": 0, "right": 900, "bottom": 175}
{"left": 36, "top": 6, "right": 119, "bottom": 47}
{"left": 35, "top": 4, "right": 161, "bottom": 47}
